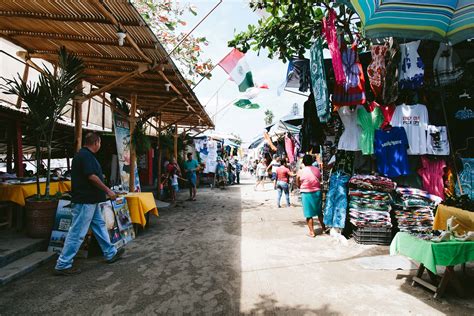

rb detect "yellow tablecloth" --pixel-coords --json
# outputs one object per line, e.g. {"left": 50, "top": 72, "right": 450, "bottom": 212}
{"left": 125, "top": 192, "right": 159, "bottom": 227}
{"left": 433, "top": 204, "right": 474, "bottom": 234}
{"left": 0, "top": 181, "right": 71, "bottom": 206}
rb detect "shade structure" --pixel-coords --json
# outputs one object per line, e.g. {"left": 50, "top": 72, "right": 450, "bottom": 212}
{"left": 351, "top": 0, "right": 474, "bottom": 44}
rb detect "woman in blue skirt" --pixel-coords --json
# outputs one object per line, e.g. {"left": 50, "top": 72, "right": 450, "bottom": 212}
{"left": 296, "top": 155, "right": 325, "bottom": 237}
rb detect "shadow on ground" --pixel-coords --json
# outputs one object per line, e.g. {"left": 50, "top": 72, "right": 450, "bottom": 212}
{"left": 0, "top": 185, "right": 243, "bottom": 314}
{"left": 243, "top": 294, "right": 340, "bottom": 315}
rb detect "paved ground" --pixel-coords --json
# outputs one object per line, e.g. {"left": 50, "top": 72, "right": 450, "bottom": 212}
{"left": 0, "top": 174, "right": 473, "bottom": 315}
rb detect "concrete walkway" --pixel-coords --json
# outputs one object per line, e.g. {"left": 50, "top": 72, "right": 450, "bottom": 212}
{"left": 0, "top": 175, "right": 473, "bottom": 315}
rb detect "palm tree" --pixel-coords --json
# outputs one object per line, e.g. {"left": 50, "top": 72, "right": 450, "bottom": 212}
{"left": 1, "top": 47, "right": 85, "bottom": 199}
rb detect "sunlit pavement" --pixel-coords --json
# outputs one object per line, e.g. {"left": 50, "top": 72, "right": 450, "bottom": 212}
{"left": 0, "top": 174, "right": 473, "bottom": 315}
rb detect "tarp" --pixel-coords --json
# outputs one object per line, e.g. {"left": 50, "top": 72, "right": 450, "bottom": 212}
{"left": 268, "top": 121, "right": 300, "bottom": 137}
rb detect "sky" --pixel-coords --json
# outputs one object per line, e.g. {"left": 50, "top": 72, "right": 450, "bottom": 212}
{"left": 178, "top": 0, "right": 308, "bottom": 142}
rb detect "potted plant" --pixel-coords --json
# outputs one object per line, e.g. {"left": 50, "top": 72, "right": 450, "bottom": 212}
{"left": 1, "top": 47, "right": 84, "bottom": 238}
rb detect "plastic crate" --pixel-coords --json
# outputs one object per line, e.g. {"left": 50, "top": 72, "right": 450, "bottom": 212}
{"left": 353, "top": 226, "right": 392, "bottom": 245}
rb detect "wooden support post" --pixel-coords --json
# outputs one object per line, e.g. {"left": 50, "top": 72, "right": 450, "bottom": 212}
{"left": 157, "top": 115, "right": 162, "bottom": 198}
{"left": 14, "top": 120, "right": 23, "bottom": 177}
{"left": 173, "top": 123, "right": 178, "bottom": 160}
{"left": 129, "top": 94, "right": 137, "bottom": 192}
{"left": 73, "top": 83, "right": 83, "bottom": 153}
{"left": 15, "top": 64, "right": 29, "bottom": 108}
{"left": 6, "top": 126, "right": 12, "bottom": 174}
{"left": 86, "top": 84, "right": 92, "bottom": 126}
{"left": 101, "top": 92, "right": 106, "bottom": 130}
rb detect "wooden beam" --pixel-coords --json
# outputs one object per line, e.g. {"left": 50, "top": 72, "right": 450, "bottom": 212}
{"left": 79, "top": 63, "right": 150, "bottom": 102}
{"left": 73, "top": 84, "right": 83, "bottom": 153}
{"left": 101, "top": 92, "right": 106, "bottom": 130}
{"left": 1, "top": 30, "right": 157, "bottom": 49}
{"left": 16, "top": 51, "right": 45, "bottom": 74}
{"left": 129, "top": 93, "right": 137, "bottom": 192}
{"left": 15, "top": 63, "right": 29, "bottom": 108}
{"left": 86, "top": 84, "right": 92, "bottom": 126}
{"left": 98, "top": 94, "right": 129, "bottom": 118}
{"left": 14, "top": 120, "right": 23, "bottom": 177}
{"left": 0, "top": 11, "right": 143, "bottom": 26}
{"left": 29, "top": 51, "right": 144, "bottom": 64}
{"left": 138, "top": 97, "right": 179, "bottom": 119}
{"left": 157, "top": 115, "right": 162, "bottom": 198}
{"left": 160, "top": 114, "right": 193, "bottom": 131}
{"left": 93, "top": 0, "right": 154, "bottom": 64}
{"left": 173, "top": 123, "right": 178, "bottom": 160}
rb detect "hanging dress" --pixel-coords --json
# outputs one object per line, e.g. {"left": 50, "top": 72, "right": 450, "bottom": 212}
{"left": 433, "top": 42, "right": 464, "bottom": 87}
{"left": 382, "top": 39, "right": 400, "bottom": 104}
{"left": 367, "top": 45, "right": 387, "bottom": 101}
{"left": 333, "top": 42, "right": 366, "bottom": 108}
{"left": 322, "top": 8, "right": 345, "bottom": 85}
{"left": 357, "top": 103, "right": 384, "bottom": 155}
{"left": 310, "top": 37, "right": 330, "bottom": 123}
{"left": 399, "top": 40, "right": 424, "bottom": 90}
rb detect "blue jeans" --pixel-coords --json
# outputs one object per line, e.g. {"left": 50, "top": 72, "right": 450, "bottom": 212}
{"left": 323, "top": 172, "right": 350, "bottom": 228}
{"left": 55, "top": 203, "right": 117, "bottom": 270}
{"left": 276, "top": 181, "right": 290, "bottom": 207}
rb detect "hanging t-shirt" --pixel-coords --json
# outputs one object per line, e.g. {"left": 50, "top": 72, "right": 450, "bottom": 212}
{"left": 426, "top": 125, "right": 450, "bottom": 156}
{"left": 337, "top": 106, "right": 361, "bottom": 151}
{"left": 357, "top": 104, "right": 384, "bottom": 155}
{"left": 418, "top": 156, "right": 446, "bottom": 200}
{"left": 390, "top": 103, "right": 429, "bottom": 155}
{"left": 374, "top": 127, "right": 410, "bottom": 178}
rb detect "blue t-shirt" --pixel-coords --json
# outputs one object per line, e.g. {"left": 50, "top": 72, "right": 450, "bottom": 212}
{"left": 71, "top": 148, "right": 106, "bottom": 204}
{"left": 183, "top": 159, "right": 199, "bottom": 177}
{"left": 374, "top": 127, "right": 411, "bottom": 178}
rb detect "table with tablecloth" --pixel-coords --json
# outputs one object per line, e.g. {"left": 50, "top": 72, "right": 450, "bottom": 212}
{"left": 0, "top": 181, "right": 71, "bottom": 206}
{"left": 433, "top": 204, "right": 474, "bottom": 234}
{"left": 124, "top": 192, "right": 159, "bottom": 227}
{"left": 390, "top": 232, "right": 474, "bottom": 298}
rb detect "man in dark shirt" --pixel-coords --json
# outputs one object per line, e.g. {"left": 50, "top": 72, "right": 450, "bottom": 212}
{"left": 55, "top": 132, "right": 124, "bottom": 275}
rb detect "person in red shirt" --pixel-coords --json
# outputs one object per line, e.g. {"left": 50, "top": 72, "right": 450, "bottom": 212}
{"left": 275, "top": 160, "right": 294, "bottom": 208}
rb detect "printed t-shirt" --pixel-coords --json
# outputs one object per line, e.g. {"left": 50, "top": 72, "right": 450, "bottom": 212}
{"left": 298, "top": 166, "right": 321, "bottom": 193}
{"left": 71, "top": 147, "right": 106, "bottom": 204}
{"left": 426, "top": 125, "right": 450, "bottom": 155}
{"left": 276, "top": 166, "right": 290, "bottom": 183}
{"left": 374, "top": 127, "right": 410, "bottom": 177}
{"left": 257, "top": 163, "right": 266, "bottom": 176}
{"left": 357, "top": 104, "right": 384, "bottom": 155}
{"left": 390, "top": 103, "right": 429, "bottom": 155}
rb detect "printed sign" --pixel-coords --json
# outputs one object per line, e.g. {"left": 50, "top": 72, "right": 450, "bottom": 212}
{"left": 113, "top": 113, "right": 141, "bottom": 192}
{"left": 48, "top": 200, "right": 91, "bottom": 258}
{"left": 98, "top": 196, "right": 135, "bottom": 249}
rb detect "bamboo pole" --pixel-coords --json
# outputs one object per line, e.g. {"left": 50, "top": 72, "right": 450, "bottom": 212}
{"left": 173, "top": 123, "right": 178, "bottom": 161}
{"left": 73, "top": 82, "right": 83, "bottom": 153}
{"left": 157, "top": 115, "right": 162, "bottom": 199}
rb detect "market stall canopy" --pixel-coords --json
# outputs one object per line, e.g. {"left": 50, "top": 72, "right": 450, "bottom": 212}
{"left": 248, "top": 136, "right": 264, "bottom": 149}
{"left": 351, "top": 0, "right": 474, "bottom": 44}
{"left": 224, "top": 139, "right": 240, "bottom": 148}
{"left": 0, "top": 0, "right": 213, "bottom": 128}
{"left": 268, "top": 121, "right": 300, "bottom": 137}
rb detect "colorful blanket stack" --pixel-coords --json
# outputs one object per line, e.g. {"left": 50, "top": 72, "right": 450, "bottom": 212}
{"left": 348, "top": 175, "right": 396, "bottom": 228}
{"left": 393, "top": 188, "right": 442, "bottom": 234}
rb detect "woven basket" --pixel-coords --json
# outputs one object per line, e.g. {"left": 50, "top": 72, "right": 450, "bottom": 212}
{"left": 25, "top": 199, "right": 58, "bottom": 239}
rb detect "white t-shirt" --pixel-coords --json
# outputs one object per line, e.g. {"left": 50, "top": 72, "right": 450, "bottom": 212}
{"left": 257, "top": 163, "right": 266, "bottom": 176}
{"left": 390, "top": 103, "right": 428, "bottom": 155}
{"left": 427, "top": 125, "right": 450, "bottom": 155}
{"left": 270, "top": 160, "right": 280, "bottom": 173}
{"left": 337, "top": 106, "right": 361, "bottom": 151}
{"left": 171, "top": 174, "right": 179, "bottom": 185}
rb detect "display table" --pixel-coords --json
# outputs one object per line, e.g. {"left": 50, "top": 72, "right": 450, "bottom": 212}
{"left": 390, "top": 232, "right": 474, "bottom": 298}
{"left": 125, "top": 192, "right": 159, "bottom": 227}
{"left": 0, "top": 181, "right": 72, "bottom": 206}
{"left": 433, "top": 204, "right": 474, "bottom": 234}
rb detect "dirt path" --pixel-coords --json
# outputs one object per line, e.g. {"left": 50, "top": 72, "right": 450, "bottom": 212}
{"left": 0, "top": 174, "right": 473, "bottom": 315}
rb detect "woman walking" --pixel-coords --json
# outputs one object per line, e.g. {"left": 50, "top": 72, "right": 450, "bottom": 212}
{"left": 296, "top": 155, "right": 326, "bottom": 237}
{"left": 275, "top": 160, "right": 294, "bottom": 208}
{"left": 254, "top": 159, "right": 267, "bottom": 190}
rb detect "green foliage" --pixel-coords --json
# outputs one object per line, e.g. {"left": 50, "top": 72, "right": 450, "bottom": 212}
{"left": 133, "top": 119, "right": 152, "bottom": 156}
{"left": 132, "top": 0, "right": 213, "bottom": 84}
{"left": 228, "top": 0, "right": 361, "bottom": 62}
{"left": 1, "top": 47, "right": 85, "bottom": 199}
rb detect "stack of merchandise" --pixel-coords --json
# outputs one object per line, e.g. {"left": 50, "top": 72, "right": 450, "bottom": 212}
{"left": 348, "top": 175, "right": 397, "bottom": 245}
{"left": 393, "top": 188, "right": 443, "bottom": 239}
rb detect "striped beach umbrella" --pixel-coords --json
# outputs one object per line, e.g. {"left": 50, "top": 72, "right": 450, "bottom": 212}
{"left": 350, "top": 0, "right": 474, "bottom": 44}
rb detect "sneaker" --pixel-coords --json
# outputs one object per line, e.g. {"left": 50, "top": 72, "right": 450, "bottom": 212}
{"left": 106, "top": 248, "right": 125, "bottom": 264}
{"left": 54, "top": 267, "right": 82, "bottom": 276}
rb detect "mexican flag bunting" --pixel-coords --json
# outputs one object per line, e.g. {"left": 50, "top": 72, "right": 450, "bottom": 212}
{"left": 218, "top": 48, "right": 255, "bottom": 92}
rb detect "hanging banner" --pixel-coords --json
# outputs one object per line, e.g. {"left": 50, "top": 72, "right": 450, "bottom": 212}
{"left": 98, "top": 196, "right": 135, "bottom": 249}
{"left": 113, "top": 113, "right": 141, "bottom": 192}
{"left": 48, "top": 200, "right": 91, "bottom": 258}
{"left": 194, "top": 138, "right": 218, "bottom": 173}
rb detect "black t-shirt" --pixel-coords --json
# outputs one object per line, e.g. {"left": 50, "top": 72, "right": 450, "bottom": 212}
{"left": 71, "top": 147, "right": 106, "bottom": 204}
